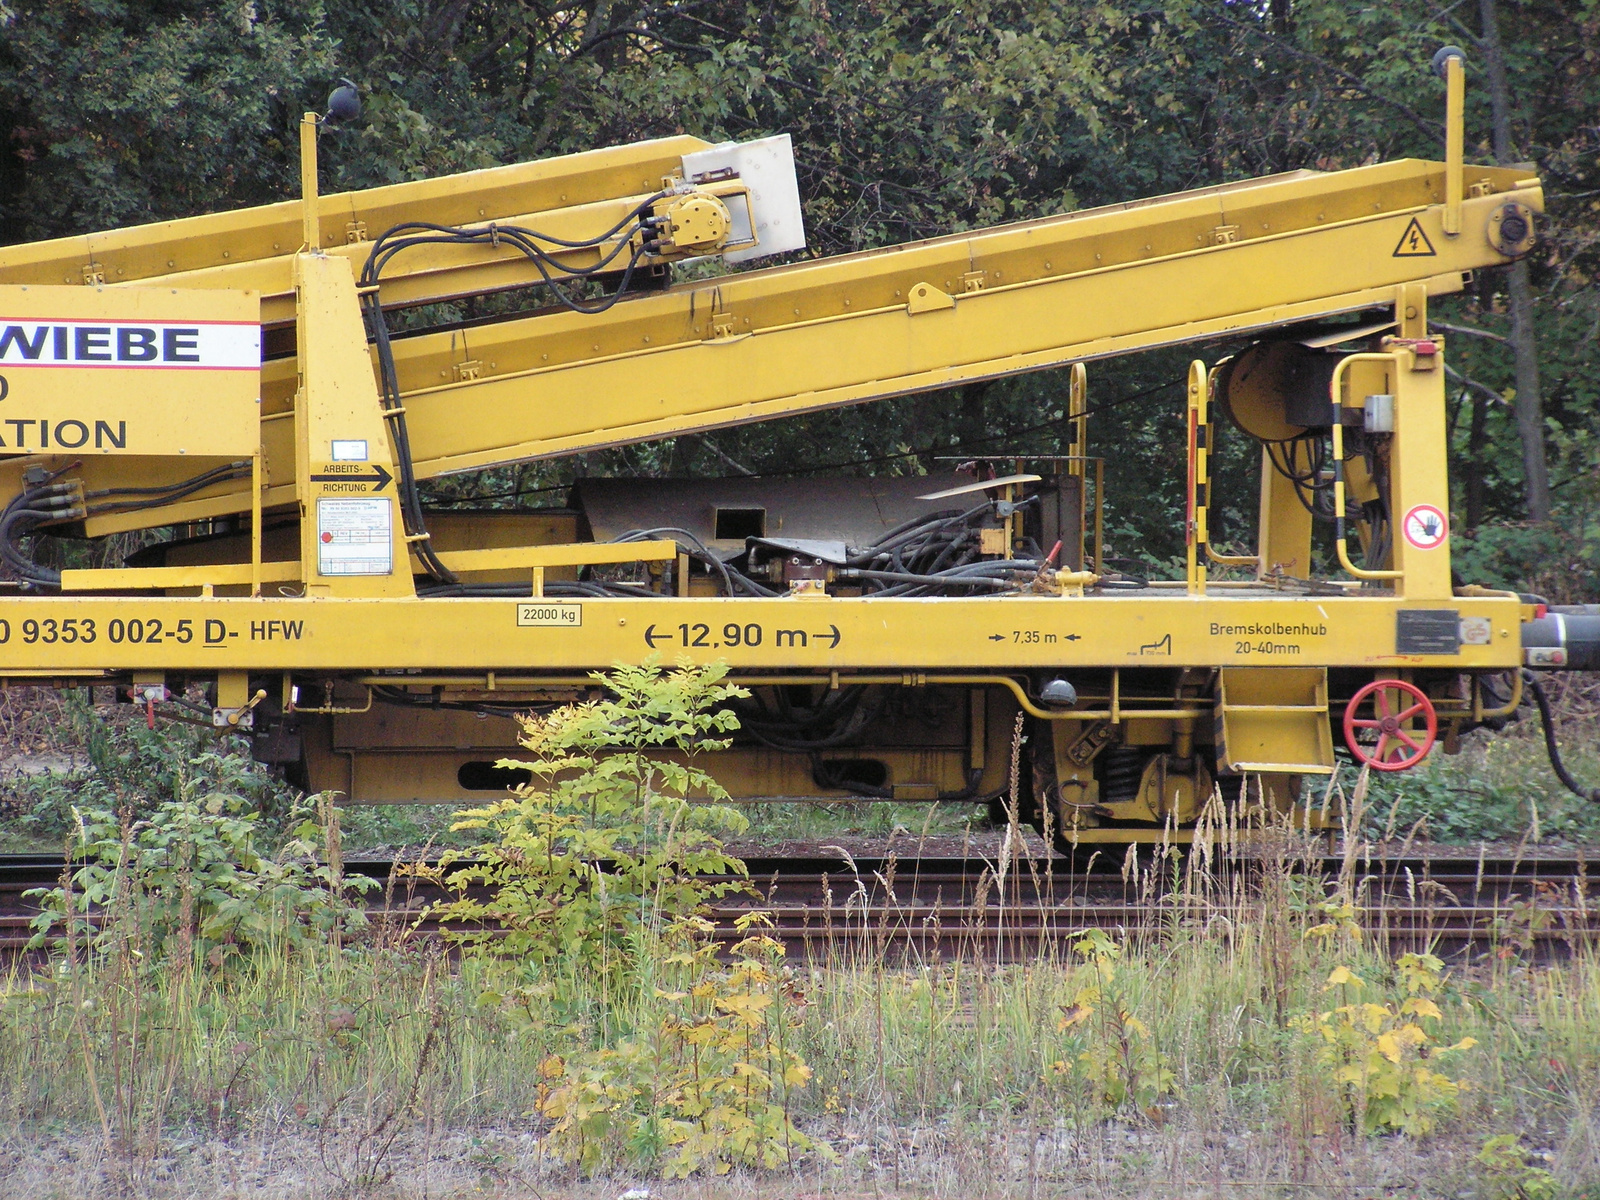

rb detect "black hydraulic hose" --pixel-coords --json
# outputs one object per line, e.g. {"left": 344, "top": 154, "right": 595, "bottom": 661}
{"left": 355, "top": 198, "right": 661, "bottom": 584}
{"left": 846, "top": 505, "right": 977, "bottom": 566}
{"left": 1523, "top": 671, "right": 1600, "bottom": 803}
{"left": 846, "top": 569, "right": 1019, "bottom": 590}
{"left": 0, "top": 513, "right": 63, "bottom": 584}
{"left": 0, "top": 482, "right": 83, "bottom": 586}
{"left": 84, "top": 460, "right": 248, "bottom": 502}
{"left": 86, "top": 465, "right": 253, "bottom": 516}
{"left": 359, "top": 290, "right": 456, "bottom": 584}
{"left": 613, "top": 526, "right": 781, "bottom": 596}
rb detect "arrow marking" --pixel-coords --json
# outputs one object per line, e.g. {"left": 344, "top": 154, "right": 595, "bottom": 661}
{"left": 311, "top": 464, "right": 393, "bottom": 490}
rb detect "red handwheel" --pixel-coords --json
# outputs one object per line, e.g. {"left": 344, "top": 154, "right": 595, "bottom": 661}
{"left": 1343, "top": 679, "right": 1438, "bottom": 771}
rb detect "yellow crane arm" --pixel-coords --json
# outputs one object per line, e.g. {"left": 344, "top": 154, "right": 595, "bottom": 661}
{"left": 0, "top": 136, "right": 714, "bottom": 325}
{"left": 376, "top": 159, "right": 1541, "bottom": 478}
{"left": 4, "top": 149, "right": 1541, "bottom": 537}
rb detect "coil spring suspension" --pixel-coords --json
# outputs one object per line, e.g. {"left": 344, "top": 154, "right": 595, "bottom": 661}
{"left": 1098, "top": 747, "right": 1146, "bottom": 804}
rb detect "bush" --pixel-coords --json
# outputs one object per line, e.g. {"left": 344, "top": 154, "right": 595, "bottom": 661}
{"left": 5, "top": 690, "right": 300, "bottom": 847}
{"left": 428, "top": 656, "right": 753, "bottom": 1021}
{"left": 26, "top": 780, "right": 368, "bottom": 963}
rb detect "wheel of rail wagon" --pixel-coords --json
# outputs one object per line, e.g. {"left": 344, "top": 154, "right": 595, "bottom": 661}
{"left": 1342, "top": 679, "right": 1438, "bottom": 772}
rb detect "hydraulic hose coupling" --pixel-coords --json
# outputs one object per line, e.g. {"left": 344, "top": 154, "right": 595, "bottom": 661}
{"left": 1051, "top": 570, "right": 1100, "bottom": 597}
{"left": 1521, "top": 606, "right": 1600, "bottom": 671}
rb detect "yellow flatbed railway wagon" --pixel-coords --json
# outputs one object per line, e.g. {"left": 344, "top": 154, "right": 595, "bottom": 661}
{"left": 1, "top": 59, "right": 1595, "bottom": 844}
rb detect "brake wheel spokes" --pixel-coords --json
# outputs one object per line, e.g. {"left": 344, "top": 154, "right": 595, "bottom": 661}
{"left": 1342, "top": 678, "right": 1439, "bottom": 772}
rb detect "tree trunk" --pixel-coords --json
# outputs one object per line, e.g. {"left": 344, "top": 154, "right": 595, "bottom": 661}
{"left": 959, "top": 382, "right": 990, "bottom": 449}
{"left": 1478, "top": 0, "right": 1552, "bottom": 521}
{"left": 1465, "top": 388, "right": 1489, "bottom": 530}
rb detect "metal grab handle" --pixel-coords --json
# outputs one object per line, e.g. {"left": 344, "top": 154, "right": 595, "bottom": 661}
{"left": 1328, "top": 354, "right": 1404, "bottom": 581}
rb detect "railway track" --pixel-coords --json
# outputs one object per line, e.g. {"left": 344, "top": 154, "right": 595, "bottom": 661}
{"left": 3, "top": 848, "right": 1594, "bottom": 962}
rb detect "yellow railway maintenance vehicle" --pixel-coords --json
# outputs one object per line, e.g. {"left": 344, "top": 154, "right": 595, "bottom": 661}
{"left": 0, "top": 55, "right": 1594, "bottom": 844}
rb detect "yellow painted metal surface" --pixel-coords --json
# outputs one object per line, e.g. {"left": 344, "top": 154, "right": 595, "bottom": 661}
{"left": 0, "top": 284, "right": 259, "bottom": 457}
{"left": 291, "top": 252, "right": 412, "bottom": 596}
{"left": 0, "top": 158, "right": 1542, "bottom": 531}
{"left": 0, "top": 594, "right": 1524, "bottom": 672}
{"left": 432, "top": 539, "right": 676, "bottom": 573}
{"left": 0, "top": 137, "right": 713, "bottom": 324}
{"left": 0, "top": 87, "right": 1551, "bottom": 817}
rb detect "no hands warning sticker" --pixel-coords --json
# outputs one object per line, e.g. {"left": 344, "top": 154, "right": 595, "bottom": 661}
{"left": 1401, "top": 504, "right": 1449, "bottom": 551}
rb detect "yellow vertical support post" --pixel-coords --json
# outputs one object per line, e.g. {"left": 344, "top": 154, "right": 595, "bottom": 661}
{"left": 250, "top": 453, "right": 263, "bottom": 597}
{"left": 1386, "top": 341, "right": 1455, "bottom": 601}
{"left": 1067, "top": 362, "right": 1090, "bottom": 571}
{"left": 1442, "top": 51, "right": 1464, "bottom": 237}
{"left": 300, "top": 113, "right": 321, "bottom": 251}
{"left": 291, "top": 111, "right": 413, "bottom": 599}
{"left": 1255, "top": 445, "right": 1312, "bottom": 581}
{"left": 292, "top": 252, "right": 416, "bottom": 598}
{"left": 1067, "top": 362, "right": 1087, "bottom": 482}
{"left": 1185, "top": 359, "right": 1206, "bottom": 595}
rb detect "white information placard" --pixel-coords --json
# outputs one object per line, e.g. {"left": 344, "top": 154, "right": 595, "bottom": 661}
{"left": 317, "top": 497, "right": 393, "bottom": 576}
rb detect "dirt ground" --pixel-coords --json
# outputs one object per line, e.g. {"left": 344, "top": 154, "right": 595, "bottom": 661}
{"left": 1, "top": 1113, "right": 1591, "bottom": 1200}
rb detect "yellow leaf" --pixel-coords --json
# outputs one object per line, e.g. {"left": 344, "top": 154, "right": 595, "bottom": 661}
{"left": 683, "top": 1021, "right": 721, "bottom": 1046}
{"left": 1057, "top": 1003, "right": 1093, "bottom": 1030}
{"left": 1400, "top": 997, "right": 1442, "bottom": 1020}
{"left": 1376, "top": 1032, "right": 1403, "bottom": 1063}
{"left": 1325, "top": 966, "right": 1364, "bottom": 989}
{"left": 715, "top": 992, "right": 775, "bottom": 1024}
{"left": 783, "top": 1063, "right": 813, "bottom": 1087}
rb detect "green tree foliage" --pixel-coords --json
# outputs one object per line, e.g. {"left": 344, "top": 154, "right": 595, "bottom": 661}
{"left": 0, "top": 1, "right": 1592, "bottom": 587}
{"left": 427, "top": 657, "right": 750, "bottom": 1016}
{"left": 25, "top": 785, "right": 368, "bottom": 961}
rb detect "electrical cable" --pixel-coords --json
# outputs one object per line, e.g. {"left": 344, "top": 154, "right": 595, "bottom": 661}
{"left": 1522, "top": 671, "right": 1600, "bottom": 803}
{"left": 2, "top": 460, "right": 257, "bottom": 589}
{"left": 357, "top": 195, "right": 668, "bottom": 583}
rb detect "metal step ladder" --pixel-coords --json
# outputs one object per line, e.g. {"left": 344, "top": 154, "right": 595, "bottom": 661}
{"left": 1215, "top": 667, "right": 1337, "bottom": 775}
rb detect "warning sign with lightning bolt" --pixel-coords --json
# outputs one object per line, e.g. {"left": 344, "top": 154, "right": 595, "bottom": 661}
{"left": 1392, "top": 217, "right": 1437, "bottom": 257}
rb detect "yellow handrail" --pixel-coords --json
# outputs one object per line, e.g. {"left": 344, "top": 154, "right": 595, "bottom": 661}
{"left": 1328, "top": 353, "right": 1404, "bottom": 581}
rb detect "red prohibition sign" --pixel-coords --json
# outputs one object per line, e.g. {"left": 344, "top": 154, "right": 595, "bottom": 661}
{"left": 1401, "top": 503, "right": 1448, "bottom": 551}
{"left": 1342, "top": 679, "right": 1438, "bottom": 771}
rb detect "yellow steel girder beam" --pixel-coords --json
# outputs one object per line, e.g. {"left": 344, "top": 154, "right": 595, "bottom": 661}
{"left": 0, "top": 136, "right": 713, "bottom": 325}
{"left": 0, "top": 594, "right": 1524, "bottom": 674}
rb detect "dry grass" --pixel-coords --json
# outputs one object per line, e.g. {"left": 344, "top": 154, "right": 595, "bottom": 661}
{"left": 2, "top": 806, "right": 1598, "bottom": 1199}
{"left": 2, "top": 680, "right": 1599, "bottom": 1196}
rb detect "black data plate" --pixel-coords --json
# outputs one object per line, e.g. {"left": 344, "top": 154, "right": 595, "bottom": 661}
{"left": 1396, "top": 608, "right": 1461, "bottom": 655}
